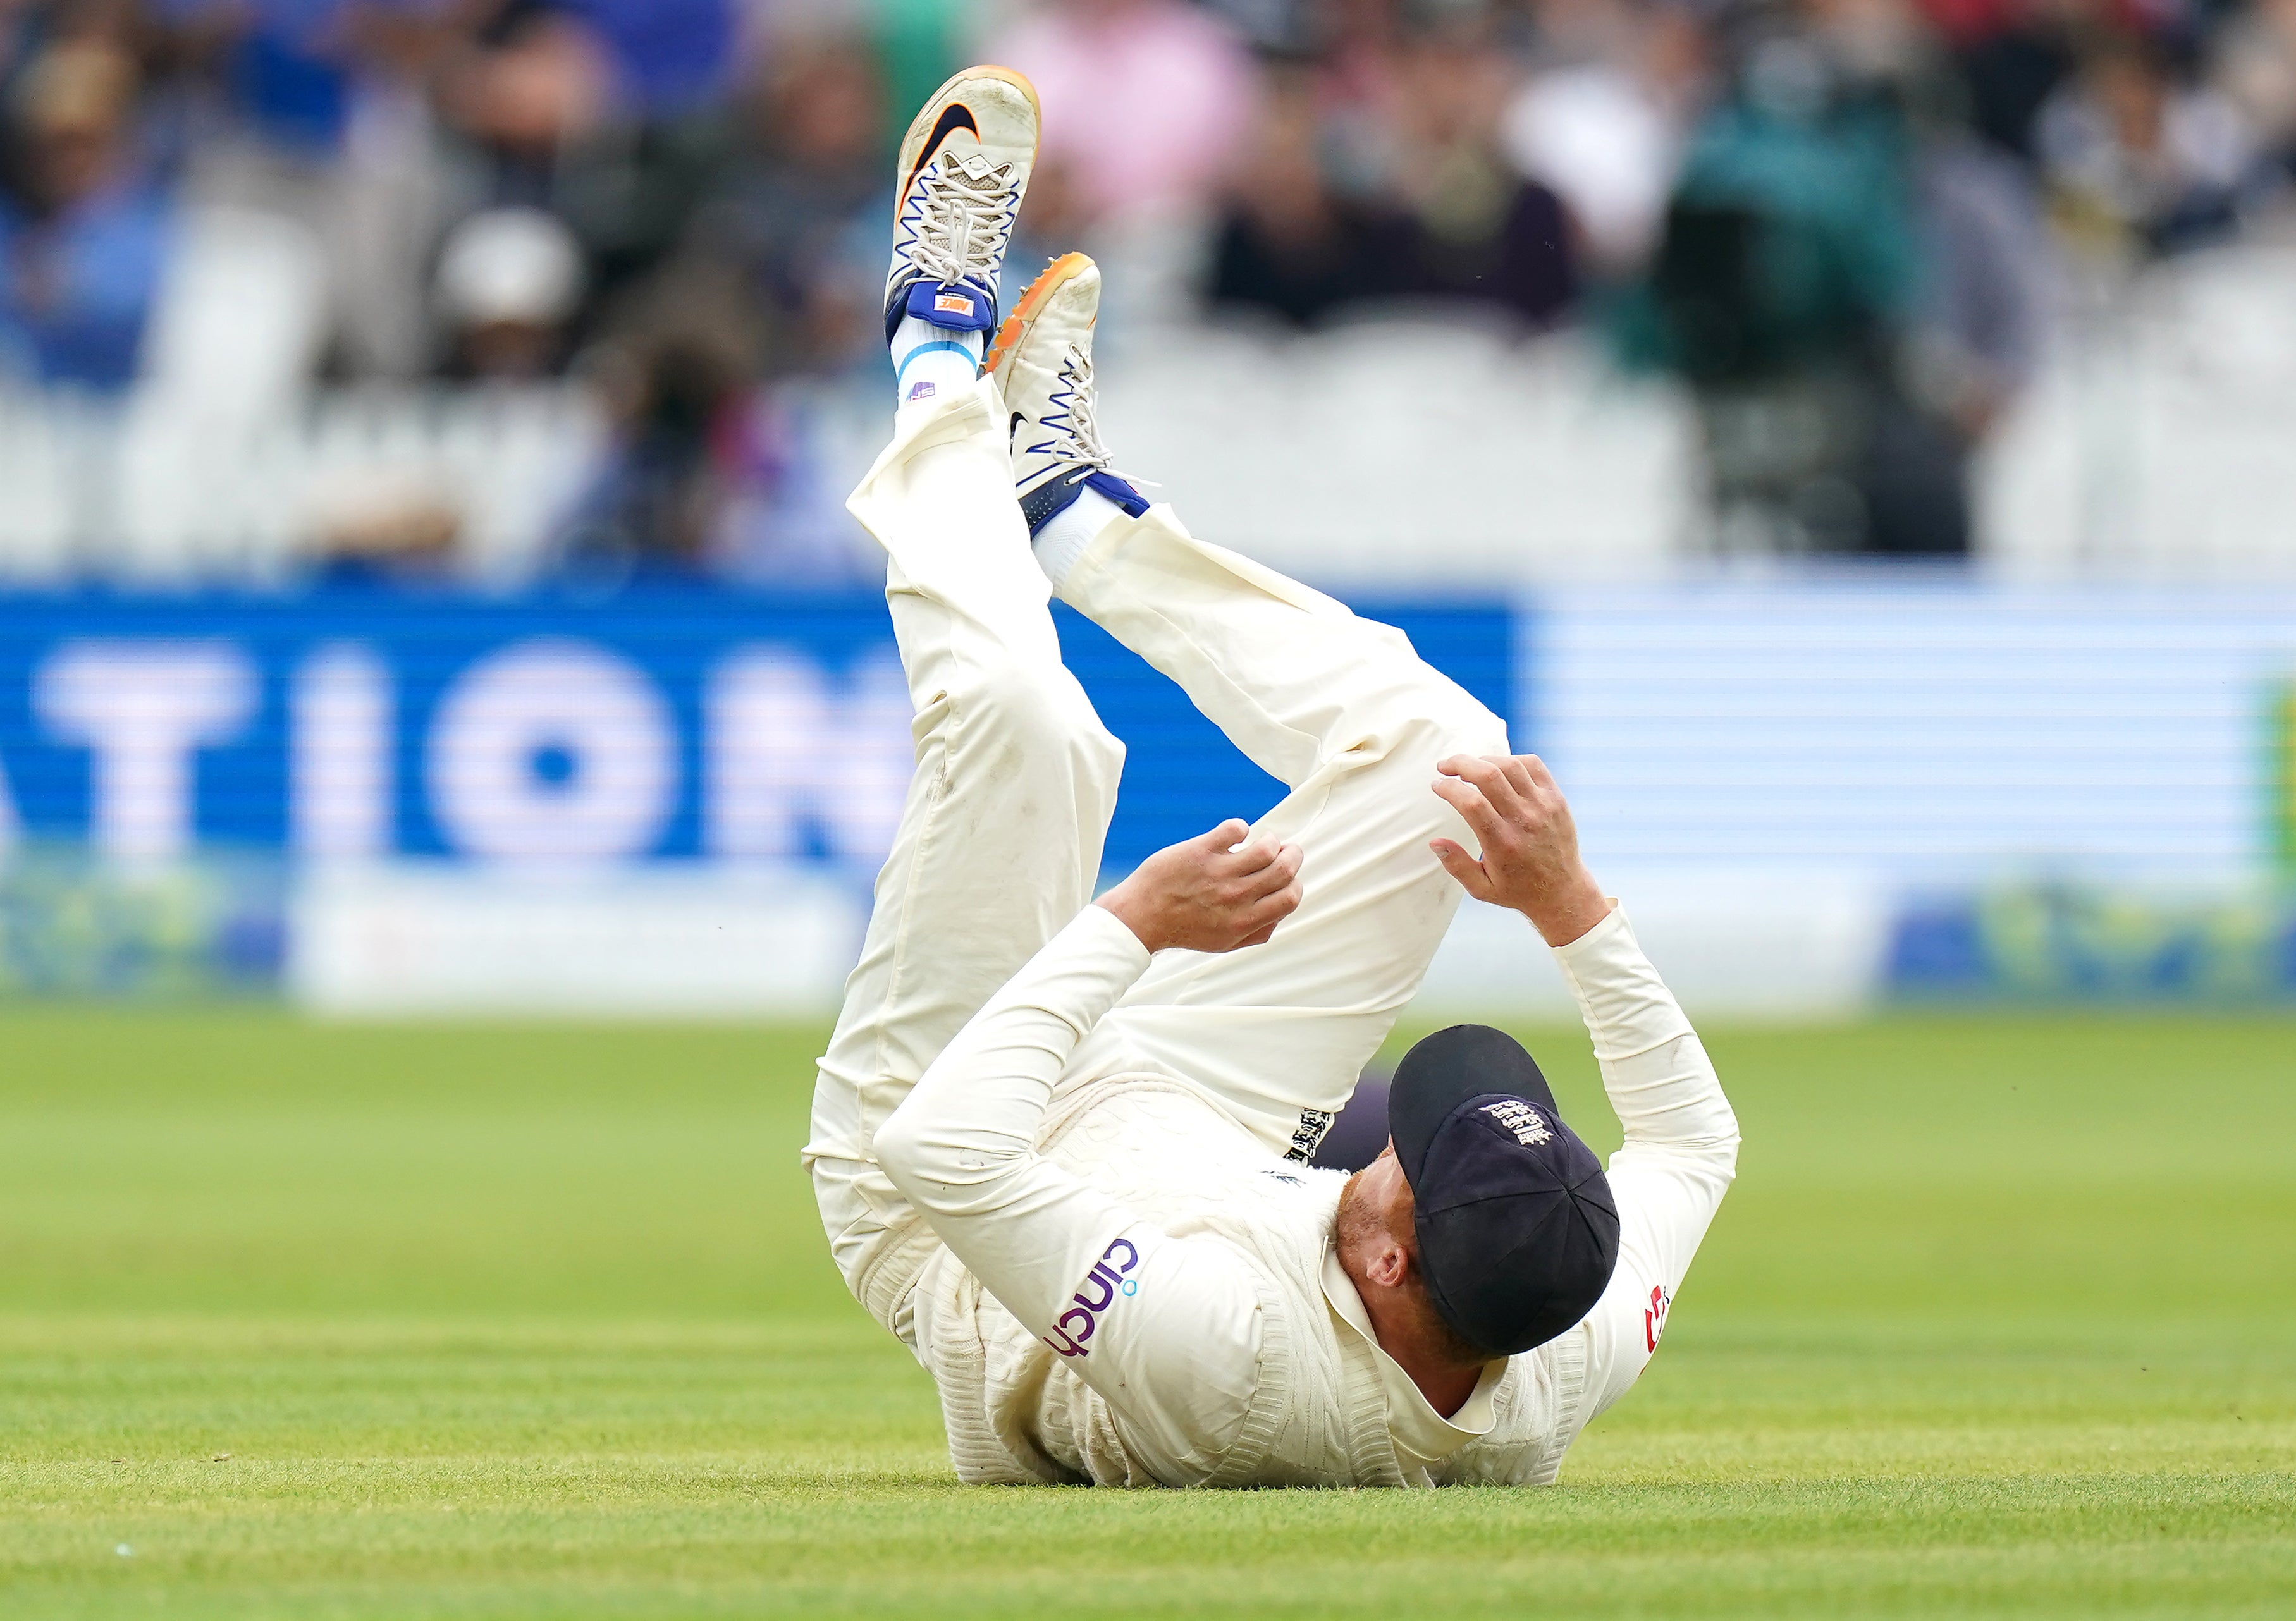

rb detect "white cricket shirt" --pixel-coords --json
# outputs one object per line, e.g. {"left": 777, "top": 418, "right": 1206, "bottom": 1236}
{"left": 874, "top": 901, "right": 1739, "bottom": 1487}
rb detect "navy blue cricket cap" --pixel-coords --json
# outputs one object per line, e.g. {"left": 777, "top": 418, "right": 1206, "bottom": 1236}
{"left": 1389, "top": 1024, "right": 1620, "bottom": 1357}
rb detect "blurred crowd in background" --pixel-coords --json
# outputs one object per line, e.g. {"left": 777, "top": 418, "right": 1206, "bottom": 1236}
{"left": 0, "top": 0, "right": 2291, "bottom": 579}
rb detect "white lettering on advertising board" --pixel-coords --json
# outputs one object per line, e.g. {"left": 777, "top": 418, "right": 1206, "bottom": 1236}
{"left": 427, "top": 639, "right": 677, "bottom": 866}
{"left": 34, "top": 640, "right": 257, "bottom": 862}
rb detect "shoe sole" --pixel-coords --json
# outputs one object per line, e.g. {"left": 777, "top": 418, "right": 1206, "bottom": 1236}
{"left": 984, "top": 251, "right": 1096, "bottom": 381}
{"left": 894, "top": 64, "right": 1041, "bottom": 217}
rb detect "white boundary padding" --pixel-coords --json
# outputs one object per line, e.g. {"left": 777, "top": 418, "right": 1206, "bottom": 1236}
{"left": 287, "top": 861, "right": 1891, "bottom": 1022}
{"left": 289, "top": 863, "right": 868, "bottom": 1017}
{"left": 1415, "top": 869, "right": 1893, "bottom": 1021}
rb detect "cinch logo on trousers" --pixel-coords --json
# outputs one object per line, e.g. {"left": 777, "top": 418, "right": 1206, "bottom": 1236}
{"left": 1042, "top": 1237, "right": 1139, "bottom": 1359}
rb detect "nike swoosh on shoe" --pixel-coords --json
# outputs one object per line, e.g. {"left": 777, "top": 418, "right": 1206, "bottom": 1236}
{"left": 906, "top": 104, "right": 981, "bottom": 197}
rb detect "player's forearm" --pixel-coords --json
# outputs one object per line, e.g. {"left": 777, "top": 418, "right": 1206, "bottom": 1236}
{"left": 1551, "top": 905, "right": 1740, "bottom": 1161}
{"left": 874, "top": 903, "right": 1150, "bottom": 1215}
{"left": 874, "top": 905, "right": 1163, "bottom": 1345}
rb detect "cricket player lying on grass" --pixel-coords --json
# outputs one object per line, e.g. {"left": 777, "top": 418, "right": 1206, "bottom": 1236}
{"left": 802, "top": 66, "right": 1740, "bottom": 1489}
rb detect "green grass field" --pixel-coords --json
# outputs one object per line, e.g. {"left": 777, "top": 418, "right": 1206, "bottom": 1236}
{"left": 2, "top": 1008, "right": 2292, "bottom": 1618}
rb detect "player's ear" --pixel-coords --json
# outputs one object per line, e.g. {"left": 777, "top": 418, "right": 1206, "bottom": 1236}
{"left": 1367, "top": 1237, "right": 1411, "bottom": 1290}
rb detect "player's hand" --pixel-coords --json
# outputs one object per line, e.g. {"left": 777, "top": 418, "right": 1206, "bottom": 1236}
{"left": 1428, "top": 754, "right": 1611, "bottom": 946}
{"left": 1096, "top": 819, "right": 1305, "bottom": 955}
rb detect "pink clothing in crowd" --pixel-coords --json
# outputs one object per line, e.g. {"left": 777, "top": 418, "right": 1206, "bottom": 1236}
{"left": 990, "top": 0, "right": 1256, "bottom": 221}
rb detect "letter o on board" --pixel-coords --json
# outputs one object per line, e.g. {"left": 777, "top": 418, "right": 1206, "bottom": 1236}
{"left": 427, "top": 639, "right": 675, "bottom": 864}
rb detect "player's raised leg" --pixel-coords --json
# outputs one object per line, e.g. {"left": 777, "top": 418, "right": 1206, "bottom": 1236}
{"left": 804, "top": 70, "right": 1124, "bottom": 1335}
{"left": 986, "top": 257, "right": 1507, "bottom": 1156}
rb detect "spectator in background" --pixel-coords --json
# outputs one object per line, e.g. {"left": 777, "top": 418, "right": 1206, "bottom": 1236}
{"left": 1503, "top": 0, "right": 1708, "bottom": 278}
{"left": 2036, "top": 31, "right": 2258, "bottom": 256}
{"left": 525, "top": 13, "right": 897, "bottom": 589}
{"left": 1623, "top": 0, "right": 2055, "bottom": 557}
{"left": 1313, "top": 0, "right": 1413, "bottom": 185}
{"left": 436, "top": 3, "right": 610, "bottom": 207}
{"left": 0, "top": 0, "right": 2275, "bottom": 588}
{"left": 301, "top": 464, "right": 462, "bottom": 585}
{"left": 682, "top": 28, "right": 886, "bottom": 378}
{"left": 168, "top": 0, "right": 453, "bottom": 378}
{"left": 434, "top": 203, "right": 583, "bottom": 377}
{"left": 1619, "top": 1, "right": 1947, "bottom": 553}
{"left": 652, "top": 22, "right": 892, "bottom": 580}
{"left": 1384, "top": 22, "right": 1575, "bottom": 322}
{"left": 2214, "top": 0, "right": 2296, "bottom": 183}
{"left": 0, "top": 37, "right": 173, "bottom": 388}
{"left": 549, "top": 0, "right": 732, "bottom": 113}
{"left": 1209, "top": 59, "right": 1416, "bottom": 322}
{"left": 434, "top": 3, "right": 699, "bottom": 319}
{"left": 501, "top": 0, "right": 736, "bottom": 303}
{"left": 862, "top": 0, "right": 969, "bottom": 146}
{"left": 547, "top": 265, "right": 873, "bottom": 588}
{"left": 547, "top": 252, "right": 764, "bottom": 585}
{"left": 991, "top": 0, "right": 1255, "bottom": 225}
{"left": 1889, "top": 61, "right": 2053, "bottom": 552}
{"left": 992, "top": 0, "right": 1256, "bottom": 319}
{"left": 1211, "top": 18, "right": 1577, "bottom": 329}
{"left": 1942, "top": 0, "right": 2087, "bottom": 162}
{"left": 1827, "top": 0, "right": 2051, "bottom": 549}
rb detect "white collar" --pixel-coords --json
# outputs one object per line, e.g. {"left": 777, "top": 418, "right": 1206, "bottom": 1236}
{"left": 1320, "top": 1245, "right": 1504, "bottom": 1468}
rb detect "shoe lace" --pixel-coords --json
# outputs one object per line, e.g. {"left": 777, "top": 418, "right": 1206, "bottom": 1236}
{"left": 1046, "top": 342, "right": 1150, "bottom": 491}
{"left": 906, "top": 157, "right": 1017, "bottom": 289}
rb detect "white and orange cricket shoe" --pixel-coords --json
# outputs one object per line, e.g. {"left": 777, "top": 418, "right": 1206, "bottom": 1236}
{"left": 882, "top": 66, "right": 1039, "bottom": 348}
{"left": 985, "top": 253, "right": 1149, "bottom": 538}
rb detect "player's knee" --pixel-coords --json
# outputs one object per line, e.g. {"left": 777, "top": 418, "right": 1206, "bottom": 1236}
{"left": 869, "top": 1106, "right": 928, "bottom": 1189}
{"left": 956, "top": 659, "right": 1119, "bottom": 770}
{"left": 1377, "top": 703, "right": 1511, "bottom": 839}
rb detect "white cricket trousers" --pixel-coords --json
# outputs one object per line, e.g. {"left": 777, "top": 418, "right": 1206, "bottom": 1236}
{"left": 804, "top": 379, "right": 1507, "bottom": 1332}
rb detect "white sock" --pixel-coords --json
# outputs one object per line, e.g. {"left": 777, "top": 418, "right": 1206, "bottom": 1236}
{"left": 890, "top": 315, "right": 983, "bottom": 407}
{"left": 1032, "top": 485, "right": 1127, "bottom": 589}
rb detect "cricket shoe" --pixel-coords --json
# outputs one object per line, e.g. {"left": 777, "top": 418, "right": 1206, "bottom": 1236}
{"left": 883, "top": 66, "right": 1039, "bottom": 343}
{"left": 986, "top": 252, "right": 1151, "bottom": 535}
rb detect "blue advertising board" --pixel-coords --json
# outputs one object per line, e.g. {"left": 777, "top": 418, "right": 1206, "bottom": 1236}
{"left": 0, "top": 590, "right": 1517, "bottom": 874}
{"left": 2, "top": 580, "right": 2287, "bottom": 1007}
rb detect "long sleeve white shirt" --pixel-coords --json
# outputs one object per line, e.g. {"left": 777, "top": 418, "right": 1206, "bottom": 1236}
{"left": 874, "top": 900, "right": 1739, "bottom": 1487}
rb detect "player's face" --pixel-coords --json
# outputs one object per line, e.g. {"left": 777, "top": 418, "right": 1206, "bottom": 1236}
{"left": 1336, "top": 1144, "right": 1413, "bottom": 1252}
{"left": 1335, "top": 1144, "right": 1444, "bottom": 1335}
{"left": 1360, "top": 1144, "right": 1406, "bottom": 1219}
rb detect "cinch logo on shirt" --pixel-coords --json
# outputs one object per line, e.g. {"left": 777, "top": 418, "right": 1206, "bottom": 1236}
{"left": 1482, "top": 1099, "right": 1553, "bottom": 1148}
{"left": 933, "top": 291, "right": 972, "bottom": 317}
{"left": 1645, "top": 1284, "right": 1672, "bottom": 1353}
{"left": 1042, "top": 1237, "right": 1140, "bottom": 1359}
